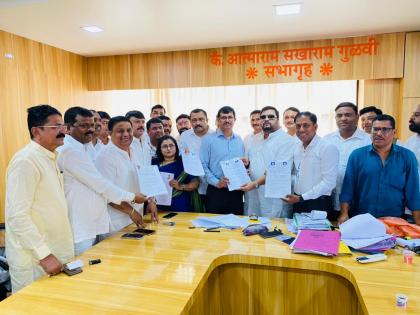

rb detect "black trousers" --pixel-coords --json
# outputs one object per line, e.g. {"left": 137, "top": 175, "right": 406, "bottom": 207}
{"left": 206, "top": 185, "right": 244, "bottom": 215}
{"left": 292, "top": 195, "right": 337, "bottom": 221}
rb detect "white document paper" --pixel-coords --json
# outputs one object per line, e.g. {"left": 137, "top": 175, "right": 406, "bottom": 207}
{"left": 155, "top": 172, "right": 174, "bottom": 206}
{"left": 181, "top": 151, "right": 205, "bottom": 176}
{"left": 220, "top": 158, "right": 251, "bottom": 191}
{"left": 264, "top": 160, "right": 291, "bottom": 198}
{"left": 138, "top": 165, "right": 168, "bottom": 197}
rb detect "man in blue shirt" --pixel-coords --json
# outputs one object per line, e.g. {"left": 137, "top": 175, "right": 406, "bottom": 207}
{"left": 200, "top": 106, "right": 245, "bottom": 214}
{"left": 339, "top": 114, "right": 420, "bottom": 226}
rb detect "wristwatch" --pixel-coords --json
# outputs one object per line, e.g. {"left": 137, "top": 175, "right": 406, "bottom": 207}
{"left": 180, "top": 184, "right": 185, "bottom": 191}
{"left": 298, "top": 195, "right": 304, "bottom": 202}
{"left": 253, "top": 181, "right": 259, "bottom": 189}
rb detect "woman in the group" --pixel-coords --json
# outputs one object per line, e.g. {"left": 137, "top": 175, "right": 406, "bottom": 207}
{"left": 153, "top": 135, "right": 202, "bottom": 212}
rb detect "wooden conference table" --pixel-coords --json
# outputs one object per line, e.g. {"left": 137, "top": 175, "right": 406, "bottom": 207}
{"left": 0, "top": 212, "right": 419, "bottom": 314}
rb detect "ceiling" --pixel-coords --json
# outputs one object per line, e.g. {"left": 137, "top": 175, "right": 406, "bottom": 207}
{"left": 0, "top": 0, "right": 419, "bottom": 57}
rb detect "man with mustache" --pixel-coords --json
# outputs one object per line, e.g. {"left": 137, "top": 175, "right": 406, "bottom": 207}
{"left": 324, "top": 102, "right": 371, "bottom": 220}
{"left": 150, "top": 104, "right": 166, "bottom": 118}
{"left": 6, "top": 105, "right": 73, "bottom": 292}
{"left": 283, "top": 107, "right": 300, "bottom": 137}
{"left": 405, "top": 104, "right": 420, "bottom": 169}
{"left": 84, "top": 109, "right": 103, "bottom": 162}
{"left": 359, "top": 106, "right": 382, "bottom": 134}
{"left": 176, "top": 114, "right": 191, "bottom": 135}
{"left": 96, "top": 116, "right": 159, "bottom": 232}
{"left": 243, "top": 110, "right": 262, "bottom": 153}
{"left": 159, "top": 115, "right": 173, "bottom": 136}
{"left": 58, "top": 107, "right": 152, "bottom": 254}
{"left": 339, "top": 114, "right": 420, "bottom": 225}
{"left": 97, "top": 111, "right": 111, "bottom": 145}
{"left": 241, "top": 106, "right": 297, "bottom": 218}
{"left": 200, "top": 106, "right": 245, "bottom": 214}
{"left": 126, "top": 110, "right": 151, "bottom": 167}
{"left": 281, "top": 112, "right": 339, "bottom": 220}
{"left": 147, "top": 117, "right": 164, "bottom": 161}
{"left": 180, "top": 108, "right": 213, "bottom": 205}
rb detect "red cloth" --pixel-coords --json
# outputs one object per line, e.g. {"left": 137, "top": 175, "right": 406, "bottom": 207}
{"left": 379, "top": 217, "right": 420, "bottom": 238}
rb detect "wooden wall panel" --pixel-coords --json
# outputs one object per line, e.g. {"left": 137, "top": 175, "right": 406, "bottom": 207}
{"left": 0, "top": 30, "right": 94, "bottom": 222}
{"left": 403, "top": 32, "right": 420, "bottom": 98}
{"left": 87, "top": 32, "right": 405, "bottom": 91}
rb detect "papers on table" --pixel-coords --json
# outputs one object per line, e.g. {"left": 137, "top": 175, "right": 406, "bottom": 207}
{"left": 220, "top": 158, "right": 251, "bottom": 191}
{"left": 155, "top": 172, "right": 174, "bottom": 206}
{"left": 138, "top": 165, "right": 168, "bottom": 197}
{"left": 291, "top": 230, "right": 341, "bottom": 256}
{"left": 340, "top": 213, "right": 393, "bottom": 249}
{"left": 192, "top": 214, "right": 271, "bottom": 229}
{"left": 264, "top": 160, "right": 291, "bottom": 198}
{"left": 181, "top": 150, "right": 205, "bottom": 176}
{"left": 286, "top": 211, "right": 331, "bottom": 234}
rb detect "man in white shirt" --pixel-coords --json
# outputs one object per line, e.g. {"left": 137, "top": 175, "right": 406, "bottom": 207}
{"left": 126, "top": 110, "right": 151, "bottom": 167}
{"left": 159, "top": 115, "right": 173, "bottom": 136}
{"left": 243, "top": 110, "right": 262, "bottom": 153}
{"left": 283, "top": 107, "right": 300, "bottom": 137}
{"left": 241, "top": 106, "right": 296, "bottom": 218}
{"left": 179, "top": 108, "right": 213, "bottom": 205}
{"left": 97, "top": 111, "right": 111, "bottom": 145}
{"left": 84, "top": 109, "right": 105, "bottom": 162}
{"left": 150, "top": 104, "right": 166, "bottom": 118}
{"left": 96, "top": 116, "right": 159, "bottom": 232}
{"left": 324, "top": 102, "right": 371, "bottom": 219}
{"left": 176, "top": 114, "right": 192, "bottom": 136}
{"left": 6, "top": 105, "right": 74, "bottom": 292}
{"left": 405, "top": 104, "right": 420, "bottom": 167}
{"left": 147, "top": 117, "right": 164, "bottom": 162}
{"left": 58, "top": 107, "right": 151, "bottom": 255}
{"left": 359, "top": 106, "right": 383, "bottom": 134}
{"left": 281, "top": 111, "right": 339, "bottom": 220}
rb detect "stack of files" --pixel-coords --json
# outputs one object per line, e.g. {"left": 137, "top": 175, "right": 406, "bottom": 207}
{"left": 340, "top": 213, "right": 394, "bottom": 251}
{"left": 192, "top": 213, "right": 271, "bottom": 229}
{"left": 289, "top": 229, "right": 341, "bottom": 256}
{"left": 396, "top": 238, "right": 420, "bottom": 250}
{"left": 286, "top": 211, "right": 332, "bottom": 234}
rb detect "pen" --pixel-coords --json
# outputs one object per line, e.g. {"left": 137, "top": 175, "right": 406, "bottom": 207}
{"left": 204, "top": 229, "right": 220, "bottom": 232}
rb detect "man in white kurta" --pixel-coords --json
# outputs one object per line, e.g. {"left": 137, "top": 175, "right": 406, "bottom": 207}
{"left": 96, "top": 117, "right": 158, "bottom": 232}
{"left": 5, "top": 105, "right": 74, "bottom": 292}
{"left": 126, "top": 110, "right": 151, "bottom": 167}
{"left": 323, "top": 103, "right": 371, "bottom": 215}
{"left": 247, "top": 107, "right": 296, "bottom": 218}
{"left": 58, "top": 107, "right": 145, "bottom": 255}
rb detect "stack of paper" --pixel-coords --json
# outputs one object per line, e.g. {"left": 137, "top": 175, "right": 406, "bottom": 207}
{"left": 192, "top": 214, "right": 271, "bottom": 229}
{"left": 290, "top": 230, "right": 341, "bottom": 256}
{"left": 340, "top": 214, "right": 394, "bottom": 251}
{"left": 286, "top": 211, "right": 331, "bottom": 234}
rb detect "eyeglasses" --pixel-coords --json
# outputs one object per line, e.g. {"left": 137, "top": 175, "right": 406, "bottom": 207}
{"left": 260, "top": 115, "right": 277, "bottom": 120}
{"left": 161, "top": 144, "right": 175, "bottom": 150}
{"left": 38, "top": 124, "right": 67, "bottom": 132}
{"left": 372, "top": 127, "right": 394, "bottom": 134}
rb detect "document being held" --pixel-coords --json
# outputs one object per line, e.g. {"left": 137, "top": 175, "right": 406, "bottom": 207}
{"left": 181, "top": 150, "right": 205, "bottom": 176}
{"left": 138, "top": 165, "right": 168, "bottom": 197}
{"left": 220, "top": 158, "right": 251, "bottom": 191}
{"left": 155, "top": 172, "right": 174, "bottom": 206}
{"left": 264, "top": 160, "right": 291, "bottom": 198}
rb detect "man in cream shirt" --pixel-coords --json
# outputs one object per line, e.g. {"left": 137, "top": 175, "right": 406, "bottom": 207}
{"left": 5, "top": 105, "right": 74, "bottom": 292}
{"left": 96, "top": 116, "right": 159, "bottom": 232}
{"left": 58, "top": 107, "right": 151, "bottom": 255}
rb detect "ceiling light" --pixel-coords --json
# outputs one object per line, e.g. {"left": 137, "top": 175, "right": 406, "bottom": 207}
{"left": 81, "top": 25, "right": 104, "bottom": 33}
{"left": 274, "top": 3, "right": 302, "bottom": 16}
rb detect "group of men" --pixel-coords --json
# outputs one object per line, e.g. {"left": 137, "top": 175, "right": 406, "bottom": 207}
{"left": 5, "top": 101, "right": 420, "bottom": 293}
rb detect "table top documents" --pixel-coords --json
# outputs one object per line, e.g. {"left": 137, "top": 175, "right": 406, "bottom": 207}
{"left": 0, "top": 212, "right": 419, "bottom": 314}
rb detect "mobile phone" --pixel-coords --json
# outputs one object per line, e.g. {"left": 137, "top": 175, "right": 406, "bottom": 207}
{"left": 133, "top": 228, "right": 155, "bottom": 235}
{"left": 63, "top": 267, "right": 83, "bottom": 276}
{"left": 356, "top": 253, "right": 387, "bottom": 264}
{"left": 163, "top": 212, "right": 178, "bottom": 219}
{"left": 121, "top": 233, "right": 145, "bottom": 239}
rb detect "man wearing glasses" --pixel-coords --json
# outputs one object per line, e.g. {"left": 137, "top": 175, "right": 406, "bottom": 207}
{"left": 5, "top": 105, "right": 74, "bottom": 292}
{"left": 58, "top": 107, "right": 151, "bottom": 255}
{"left": 200, "top": 106, "right": 245, "bottom": 214}
{"left": 241, "top": 106, "right": 297, "bottom": 218}
{"left": 339, "top": 115, "right": 420, "bottom": 225}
